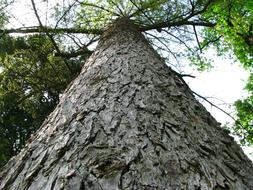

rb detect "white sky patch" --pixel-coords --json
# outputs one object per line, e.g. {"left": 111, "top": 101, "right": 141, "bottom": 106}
{"left": 185, "top": 58, "right": 249, "bottom": 125}
{"left": 6, "top": 0, "right": 35, "bottom": 28}
{"left": 184, "top": 57, "right": 253, "bottom": 160}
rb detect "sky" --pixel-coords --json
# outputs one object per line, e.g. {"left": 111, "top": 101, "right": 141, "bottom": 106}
{"left": 185, "top": 55, "right": 249, "bottom": 125}
{"left": 5, "top": 0, "right": 253, "bottom": 159}
{"left": 185, "top": 56, "right": 253, "bottom": 159}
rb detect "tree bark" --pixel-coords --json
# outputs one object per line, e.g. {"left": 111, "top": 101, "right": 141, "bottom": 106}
{"left": 1, "top": 18, "right": 253, "bottom": 190}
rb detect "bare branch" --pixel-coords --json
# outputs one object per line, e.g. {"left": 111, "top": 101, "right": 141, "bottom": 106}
{"left": 193, "top": 25, "right": 202, "bottom": 53}
{"left": 54, "top": 1, "right": 79, "bottom": 29}
{"left": 161, "top": 29, "right": 192, "bottom": 51}
{"left": 180, "top": 74, "right": 196, "bottom": 78}
{"left": 191, "top": 90, "right": 240, "bottom": 125}
{"left": 108, "top": 0, "right": 125, "bottom": 17}
{"left": 145, "top": 31, "right": 178, "bottom": 61}
{"left": 200, "top": 36, "right": 222, "bottom": 51}
{"left": 170, "top": 68, "right": 246, "bottom": 131}
{"left": 129, "top": 0, "right": 156, "bottom": 27}
{"left": 0, "top": 27, "right": 102, "bottom": 35}
{"left": 0, "top": 0, "right": 14, "bottom": 11}
{"left": 138, "top": 0, "right": 215, "bottom": 32}
{"left": 30, "top": 0, "right": 43, "bottom": 26}
{"left": 77, "top": 0, "right": 120, "bottom": 17}
{"left": 66, "top": 34, "right": 85, "bottom": 48}
{"left": 30, "top": 0, "right": 72, "bottom": 74}
{"left": 54, "top": 49, "right": 93, "bottom": 59}
{"left": 139, "top": 20, "right": 216, "bottom": 32}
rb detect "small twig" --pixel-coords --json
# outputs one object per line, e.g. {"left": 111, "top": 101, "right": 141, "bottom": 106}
{"left": 129, "top": 0, "right": 156, "bottom": 26}
{"left": 108, "top": 0, "right": 125, "bottom": 16}
{"left": 192, "top": 90, "right": 236, "bottom": 122}
{"left": 192, "top": 90, "right": 245, "bottom": 130}
{"left": 171, "top": 69, "right": 245, "bottom": 130}
{"left": 193, "top": 25, "right": 202, "bottom": 53}
{"left": 77, "top": 0, "right": 120, "bottom": 17}
{"left": 128, "top": 1, "right": 151, "bottom": 18}
{"left": 0, "top": 27, "right": 102, "bottom": 35}
{"left": 180, "top": 74, "right": 196, "bottom": 78}
{"left": 0, "top": 30, "right": 6, "bottom": 38}
{"left": 54, "top": 1, "right": 78, "bottom": 29}
{"left": 145, "top": 31, "right": 179, "bottom": 62}
{"left": 189, "top": 0, "right": 195, "bottom": 12}
{"left": 199, "top": 36, "right": 222, "bottom": 51}
{"left": 162, "top": 29, "right": 193, "bottom": 51}
{"left": 30, "top": 0, "right": 73, "bottom": 74}
{"left": 66, "top": 34, "right": 84, "bottom": 48}
{"left": 30, "top": 0, "right": 43, "bottom": 26}
{"left": 0, "top": 0, "right": 14, "bottom": 12}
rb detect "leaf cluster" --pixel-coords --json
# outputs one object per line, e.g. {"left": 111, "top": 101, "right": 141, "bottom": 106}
{"left": 202, "top": 0, "right": 253, "bottom": 67}
{"left": 234, "top": 75, "right": 253, "bottom": 145}
{"left": 0, "top": 34, "right": 84, "bottom": 166}
{"left": 200, "top": 0, "right": 253, "bottom": 144}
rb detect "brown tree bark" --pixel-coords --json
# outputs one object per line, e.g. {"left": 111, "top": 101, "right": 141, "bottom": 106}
{"left": 1, "top": 18, "right": 253, "bottom": 190}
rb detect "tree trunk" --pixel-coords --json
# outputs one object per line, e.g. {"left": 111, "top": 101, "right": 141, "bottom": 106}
{"left": 1, "top": 18, "right": 253, "bottom": 190}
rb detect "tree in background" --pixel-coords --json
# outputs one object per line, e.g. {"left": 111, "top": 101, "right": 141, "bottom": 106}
{"left": 0, "top": 0, "right": 252, "bottom": 189}
{"left": 0, "top": 0, "right": 96, "bottom": 166}
{"left": 200, "top": 0, "right": 253, "bottom": 145}
{"left": 0, "top": 34, "right": 89, "bottom": 165}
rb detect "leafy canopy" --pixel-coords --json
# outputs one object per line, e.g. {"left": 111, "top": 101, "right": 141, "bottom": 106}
{"left": 200, "top": 0, "right": 253, "bottom": 145}
{"left": 0, "top": 34, "right": 85, "bottom": 166}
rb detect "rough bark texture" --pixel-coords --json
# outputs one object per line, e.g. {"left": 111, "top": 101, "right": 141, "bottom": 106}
{"left": 1, "top": 18, "right": 253, "bottom": 190}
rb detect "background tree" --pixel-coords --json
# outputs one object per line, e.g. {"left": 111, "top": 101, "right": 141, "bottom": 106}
{"left": 200, "top": 0, "right": 253, "bottom": 145}
{"left": 0, "top": 34, "right": 90, "bottom": 165}
{"left": 0, "top": 0, "right": 96, "bottom": 165}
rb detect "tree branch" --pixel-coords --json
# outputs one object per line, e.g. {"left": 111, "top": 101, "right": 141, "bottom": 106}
{"left": 200, "top": 35, "right": 222, "bottom": 51}
{"left": 161, "top": 29, "right": 193, "bottom": 51}
{"left": 145, "top": 31, "right": 179, "bottom": 62}
{"left": 180, "top": 74, "right": 196, "bottom": 78}
{"left": 0, "top": 0, "right": 14, "bottom": 11}
{"left": 77, "top": 1, "right": 120, "bottom": 17}
{"left": 54, "top": 1, "right": 79, "bottom": 29}
{"left": 30, "top": 0, "right": 43, "bottom": 26}
{"left": 0, "top": 26, "right": 102, "bottom": 35}
{"left": 170, "top": 68, "right": 246, "bottom": 130}
{"left": 191, "top": 90, "right": 247, "bottom": 136}
{"left": 54, "top": 49, "right": 93, "bottom": 59}
{"left": 31, "top": 0, "right": 72, "bottom": 74}
{"left": 193, "top": 25, "right": 202, "bottom": 53}
{"left": 139, "top": 20, "right": 216, "bottom": 32}
{"left": 139, "top": 0, "right": 215, "bottom": 32}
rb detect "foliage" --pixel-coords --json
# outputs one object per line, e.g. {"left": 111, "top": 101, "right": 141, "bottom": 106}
{"left": 0, "top": 34, "right": 84, "bottom": 166}
{"left": 200, "top": 0, "right": 253, "bottom": 144}
{"left": 234, "top": 75, "right": 253, "bottom": 145}
{"left": 202, "top": 0, "right": 253, "bottom": 68}
{"left": 234, "top": 98, "right": 253, "bottom": 145}
{"left": 0, "top": 0, "right": 12, "bottom": 27}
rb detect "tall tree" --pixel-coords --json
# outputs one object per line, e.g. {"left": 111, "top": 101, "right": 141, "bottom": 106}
{"left": 1, "top": 17, "right": 253, "bottom": 190}
{"left": 0, "top": 0, "right": 253, "bottom": 189}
